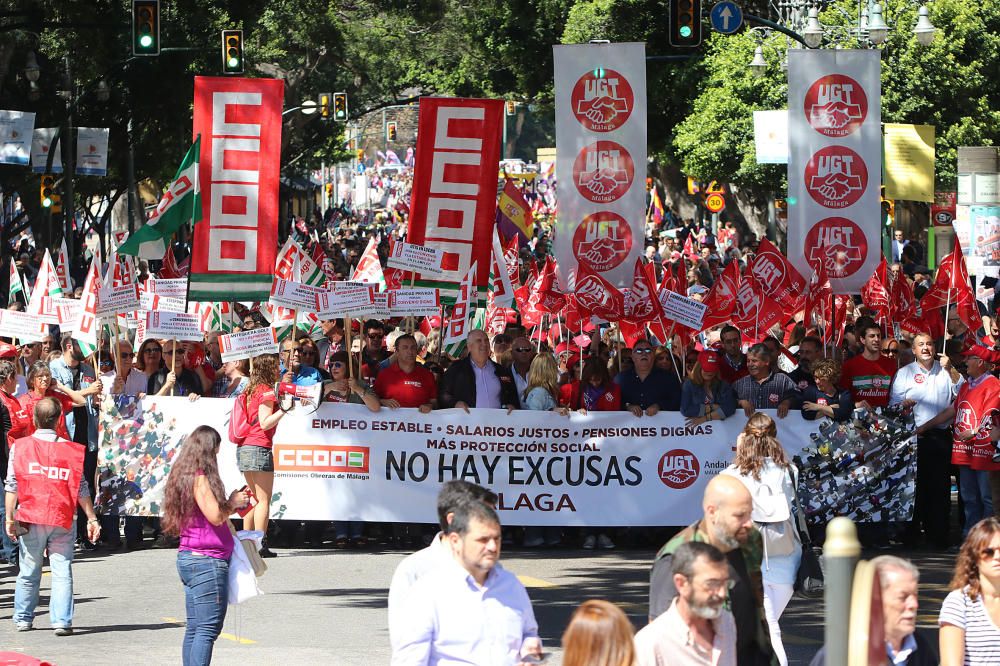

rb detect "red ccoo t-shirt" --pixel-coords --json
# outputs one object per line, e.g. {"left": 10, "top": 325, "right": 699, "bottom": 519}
{"left": 374, "top": 363, "right": 437, "bottom": 408}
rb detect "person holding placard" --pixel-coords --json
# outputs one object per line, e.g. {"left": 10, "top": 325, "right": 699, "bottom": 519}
{"left": 149, "top": 340, "right": 202, "bottom": 398}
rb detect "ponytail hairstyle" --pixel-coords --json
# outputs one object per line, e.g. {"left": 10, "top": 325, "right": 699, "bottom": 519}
{"left": 732, "top": 412, "right": 789, "bottom": 480}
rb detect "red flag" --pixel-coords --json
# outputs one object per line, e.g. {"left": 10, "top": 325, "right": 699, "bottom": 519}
{"left": 920, "top": 240, "right": 979, "bottom": 333}
{"left": 749, "top": 238, "right": 807, "bottom": 312}
{"left": 699, "top": 261, "right": 740, "bottom": 331}
{"left": 861, "top": 257, "right": 891, "bottom": 327}
{"left": 803, "top": 257, "right": 832, "bottom": 330}
{"left": 733, "top": 265, "right": 784, "bottom": 342}
{"left": 888, "top": 264, "right": 915, "bottom": 322}
{"left": 625, "top": 258, "right": 665, "bottom": 323}
{"left": 574, "top": 263, "right": 625, "bottom": 321}
{"left": 619, "top": 319, "right": 649, "bottom": 348}
{"left": 504, "top": 234, "right": 521, "bottom": 288}
{"left": 683, "top": 234, "right": 698, "bottom": 263}
{"left": 826, "top": 294, "right": 851, "bottom": 347}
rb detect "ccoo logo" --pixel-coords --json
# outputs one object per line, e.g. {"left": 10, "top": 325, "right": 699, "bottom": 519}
{"left": 805, "top": 217, "right": 868, "bottom": 278}
{"left": 804, "top": 74, "right": 868, "bottom": 137}
{"left": 658, "top": 449, "right": 700, "bottom": 489}
{"left": 573, "top": 212, "right": 633, "bottom": 272}
{"left": 573, "top": 141, "right": 634, "bottom": 203}
{"left": 805, "top": 146, "right": 868, "bottom": 209}
{"left": 571, "top": 69, "right": 635, "bottom": 132}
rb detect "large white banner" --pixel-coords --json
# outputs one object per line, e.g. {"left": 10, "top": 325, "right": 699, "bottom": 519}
{"left": 76, "top": 127, "right": 110, "bottom": 176}
{"left": 0, "top": 110, "right": 35, "bottom": 166}
{"left": 97, "top": 397, "right": 913, "bottom": 527}
{"left": 787, "top": 50, "right": 881, "bottom": 294}
{"left": 553, "top": 43, "right": 647, "bottom": 291}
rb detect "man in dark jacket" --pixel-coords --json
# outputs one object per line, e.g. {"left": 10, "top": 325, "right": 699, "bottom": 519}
{"left": 438, "top": 330, "right": 518, "bottom": 411}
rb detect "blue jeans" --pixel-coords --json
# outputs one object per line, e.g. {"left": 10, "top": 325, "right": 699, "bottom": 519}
{"left": 14, "top": 521, "right": 76, "bottom": 628}
{"left": 176, "top": 550, "right": 229, "bottom": 666}
{"left": 959, "top": 467, "right": 994, "bottom": 535}
{"left": 0, "top": 502, "right": 18, "bottom": 565}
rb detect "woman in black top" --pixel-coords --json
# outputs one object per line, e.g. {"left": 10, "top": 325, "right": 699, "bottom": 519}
{"left": 801, "top": 358, "right": 854, "bottom": 422}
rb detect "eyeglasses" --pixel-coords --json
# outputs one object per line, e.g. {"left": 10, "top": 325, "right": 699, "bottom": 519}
{"left": 331, "top": 361, "right": 346, "bottom": 369}
{"left": 145, "top": 348, "right": 162, "bottom": 354}
{"left": 980, "top": 547, "right": 1000, "bottom": 559}
{"left": 883, "top": 348, "right": 898, "bottom": 355}
{"left": 699, "top": 578, "right": 736, "bottom": 592}
{"left": 162, "top": 350, "right": 177, "bottom": 356}
{"left": 367, "top": 333, "right": 384, "bottom": 339}
{"left": 633, "top": 348, "right": 654, "bottom": 355}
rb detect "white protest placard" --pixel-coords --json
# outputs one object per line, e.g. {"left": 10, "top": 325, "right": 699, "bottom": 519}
{"left": 56, "top": 299, "right": 83, "bottom": 331}
{"left": 149, "top": 278, "right": 188, "bottom": 300}
{"left": 659, "top": 290, "right": 708, "bottom": 330}
{"left": 145, "top": 311, "right": 204, "bottom": 342}
{"left": 388, "top": 288, "right": 441, "bottom": 317}
{"left": 97, "top": 284, "right": 140, "bottom": 317}
{"left": 0, "top": 310, "right": 48, "bottom": 342}
{"left": 356, "top": 292, "right": 391, "bottom": 320}
{"left": 269, "top": 277, "right": 324, "bottom": 311}
{"left": 386, "top": 242, "right": 445, "bottom": 276}
{"left": 315, "top": 283, "right": 375, "bottom": 318}
{"left": 140, "top": 291, "right": 187, "bottom": 313}
{"left": 219, "top": 327, "right": 279, "bottom": 362}
{"left": 35, "top": 295, "right": 62, "bottom": 324}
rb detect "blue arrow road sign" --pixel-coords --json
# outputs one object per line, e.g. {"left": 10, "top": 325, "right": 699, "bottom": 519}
{"left": 710, "top": 1, "right": 743, "bottom": 34}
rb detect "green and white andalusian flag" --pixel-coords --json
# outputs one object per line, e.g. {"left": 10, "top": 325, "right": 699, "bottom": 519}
{"left": 118, "top": 137, "right": 201, "bottom": 259}
{"left": 8, "top": 257, "right": 23, "bottom": 305}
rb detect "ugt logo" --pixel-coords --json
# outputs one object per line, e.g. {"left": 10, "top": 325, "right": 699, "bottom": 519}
{"left": 658, "top": 449, "right": 700, "bottom": 489}
{"left": 805, "top": 146, "right": 868, "bottom": 209}
{"left": 571, "top": 69, "right": 634, "bottom": 131}
{"left": 573, "top": 141, "right": 634, "bottom": 203}
{"left": 572, "top": 212, "right": 632, "bottom": 272}
{"left": 805, "top": 217, "right": 868, "bottom": 278}
{"left": 805, "top": 74, "right": 868, "bottom": 137}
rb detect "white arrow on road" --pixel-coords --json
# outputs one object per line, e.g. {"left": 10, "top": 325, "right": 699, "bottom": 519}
{"left": 719, "top": 6, "right": 733, "bottom": 30}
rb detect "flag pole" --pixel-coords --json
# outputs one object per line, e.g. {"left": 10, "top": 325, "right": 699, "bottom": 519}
{"left": 170, "top": 337, "right": 177, "bottom": 396}
{"left": 345, "top": 316, "right": 353, "bottom": 379}
{"left": 437, "top": 304, "right": 446, "bottom": 364}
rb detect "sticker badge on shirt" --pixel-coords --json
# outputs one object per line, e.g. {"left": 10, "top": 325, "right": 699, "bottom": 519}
{"left": 769, "top": 393, "right": 780, "bottom": 404}
{"left": 914, "top": 374, "right": 925, "bottom": 384}
{"left": 817, "top": 398, "right": 829, "bottom": 406}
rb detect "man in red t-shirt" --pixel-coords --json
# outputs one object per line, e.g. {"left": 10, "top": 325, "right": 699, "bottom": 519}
{"left": 840, "top": 323, "right": 898, "bottom": 410}
{"left": 374, "top": 334, "right": 437, "bottom": 413}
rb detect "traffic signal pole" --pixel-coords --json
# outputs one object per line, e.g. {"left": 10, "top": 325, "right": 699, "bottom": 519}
{"left": 61, "top": 55, "right": 75, "bottom": 267}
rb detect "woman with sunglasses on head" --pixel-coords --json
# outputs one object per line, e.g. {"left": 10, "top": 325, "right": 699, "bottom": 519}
{"left": 939, "top": 517, "right": 1000, "bottom": 665}
{"left": 161, "top": 425, "right": 249, "bottom": 666}
{"left": 18, "top": 361, "right": 86, "bottom": 440}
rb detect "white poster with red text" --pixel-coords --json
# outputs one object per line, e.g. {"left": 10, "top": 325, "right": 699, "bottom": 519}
{"left": 787, "top": 50, "right": 881, "bottom": 294}
{"left": 553, "top": 43, "right": 647, "bottom": 291}
{"left": 189, "top": 77, "right": 283, "bottom": 301}
{"left": 407, "top": 97, "right": 503, "bottom": 301}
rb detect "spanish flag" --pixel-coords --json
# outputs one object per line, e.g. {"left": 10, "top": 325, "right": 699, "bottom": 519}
{"left": 496, "top": 178, "right": 534, "bottom": 246}
{"left": 650, "top": 187, "right": 665, "bottom": 225}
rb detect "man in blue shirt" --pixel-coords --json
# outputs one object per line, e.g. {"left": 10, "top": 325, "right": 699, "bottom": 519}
{"left": 280, "top": 338, "right": 323, "bottom": 386}
{"left": 615, "top": 338, "right": 681, "bottom": 415}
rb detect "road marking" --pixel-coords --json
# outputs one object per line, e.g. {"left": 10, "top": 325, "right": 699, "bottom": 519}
{"left": 162, "top": 617, "right": 257, "bottom": 644}
{"left": 516, "top": 575, "right": 558, "bottom": 588}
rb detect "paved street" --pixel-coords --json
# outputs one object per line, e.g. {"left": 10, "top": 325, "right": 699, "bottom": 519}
{"left": 0, "top": 538, "right": 954, "bottom": 665}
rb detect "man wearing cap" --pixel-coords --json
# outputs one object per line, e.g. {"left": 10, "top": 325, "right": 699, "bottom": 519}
{"left": 919, "top": 344, "right": 1000, "bottom": 534}
{"left": 890, "top": 333, "right": 964, "bottom": 548}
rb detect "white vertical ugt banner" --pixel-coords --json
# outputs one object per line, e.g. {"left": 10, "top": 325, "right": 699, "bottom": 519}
{"left": 787, "top": 50, "right": 881, "bottom": 294}
{"left": 553, "top": 43, "right": 647, "bottom": 290}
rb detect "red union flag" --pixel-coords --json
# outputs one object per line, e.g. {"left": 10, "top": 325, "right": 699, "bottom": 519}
{"left": 861, "top": 257, "right": 891, "bottom": 325}
{"left": 574, "top": 263, "right": 625, "bottom": 322}
{"left": 189, "top": 77, "right": 283, "bottom": 301}
{"left": 749, "top": 238, "right": 806, "bottom": 309}
{"left": 700, "top": 260, "right": 740, "bottom": 331}
{"left": 733, "top": 266, "right": 784, "bottom": 342}
{"left": 407, "top": 97, "right": 503, "bottom": 302}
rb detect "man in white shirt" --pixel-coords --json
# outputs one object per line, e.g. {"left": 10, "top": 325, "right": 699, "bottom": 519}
{"left": 391, "top": 501, "right": 542, "bottom": 666}
{"left": 387, "top": 480, "right": 498, "bottom": 650}
{"left": 635, "top": 541, "right": 736, "bottom": 666}
{"left": 889, "top": 333, "right": 963, "bottom": 548}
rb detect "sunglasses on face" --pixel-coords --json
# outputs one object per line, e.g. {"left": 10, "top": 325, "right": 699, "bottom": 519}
{"left": 633, "top": 348, "right": 654, "bottom": 355}
{"left": 331, "top": 361, "right": 346, "bottom": 370}
{"left": 513, "top": 347, "right": 533, "bottom": 353}
{"left": 981, "top": 547, "right": 1000, "bottom": 559}
{"left": 145, "top": 348, "right": 162, "bottom": 354}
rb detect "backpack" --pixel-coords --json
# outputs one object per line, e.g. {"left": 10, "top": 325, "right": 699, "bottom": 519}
{"left": 228, "top": 393, "right": 255, "bottom": 445}
{"left": 723, "top": 465, "right": 800, "bottom": 558}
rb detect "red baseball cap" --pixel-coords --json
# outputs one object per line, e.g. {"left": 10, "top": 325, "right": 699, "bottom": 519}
{"left": 0, "top": 343, "right": 17, "bottom": 359}
{"left": 698, "top": 349, "right": 720, "bottom": 372}
{"left": 962, "top": 344, "right": 1000, "bottom": 363}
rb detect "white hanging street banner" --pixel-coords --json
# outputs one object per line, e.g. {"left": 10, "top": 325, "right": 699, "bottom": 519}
{"left": 145, "top": 311, "right": 205, "bottom": 342}
{"left": 96, "top": 400, "right": 914, "bottom": 527}
{"left": 149, "top": 278, "right": 189, "bottom": 300}
{"left": 553, "top": 42, "right": 647, "bottom": 291}
{"left": 269, "top": 277, "right": 325, "bottom": 310}
{"left": 315, "top": 283, "right": 376, "bottom": 318}
{"left": 659, "top": 290, "right": 708, "bottom": 331}
{"left": 388, "top": 288, "right": 441, "bottom": 317}
{"left": 219, "top": 327, "right": 279, "bottom": 362}
{"left": 0, "top": 309, "right": 47, "bottom": 342}
{"left": 30, "top": 127, "right": 62, "bottom": 173}
{"left": 387, "top": 241, "right": 446, "bottom": 276}
{"left": 753, "top": 110, "right": 789, "bottom": 164}
{"left": 787, "top": 50, "right": 881, "bottom": 294}
{"left": 0, "top": 110, "right": 35, "bottom": 166}
{"left": 96, "top": 284, "right": 140, "bottom": 317}
{"left": 75, "top": 127, "right": 110, "bottom": 176}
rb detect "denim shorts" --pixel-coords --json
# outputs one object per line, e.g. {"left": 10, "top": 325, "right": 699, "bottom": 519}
{"left": 237, "top": 445, "right": 274, "bottom": 472}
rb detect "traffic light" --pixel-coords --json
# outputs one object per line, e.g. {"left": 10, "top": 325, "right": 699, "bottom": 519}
{"left": 132, "top": 0, "right": 160, "bottom": 56}
{"left": 386, "top": 122, "right": 397, "bottom": 142}
{"left": 669, "top": 0, "right": 702, "bottom": 47}
{"left": 222, "top": 29, "right": 244, "bottom": 74}
{"left": 319, "top": 93, "right": 332, "bottom": 119}
{"left": 40, "top": 174, "right": 60, "bottom": 213}
{"left": 505, "top": 100, "right": 516, "bottom": 116}
{"left": 333, "top": 93, "right": 348, "bottom": 122}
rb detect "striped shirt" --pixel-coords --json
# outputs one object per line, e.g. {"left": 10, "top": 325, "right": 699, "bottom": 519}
{"left": 732, "top": 372, "right": 797, "bottom": 410}
{"left": 939, "top": 587, "right": 1000, "bottom": 665}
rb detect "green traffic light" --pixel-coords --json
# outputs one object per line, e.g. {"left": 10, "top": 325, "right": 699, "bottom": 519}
{"left": 787, "top": 196, "right": 798, "bottom": 205}
{"left": 139, "top": 34, "right": 153, "bottom": 48}
{"left": 228, "top": 56, "right": 240, "bottom": 68}
{"left": 42, "top": 197, "right": 51, "bottom": 208}
{"left": 679, "top": 26, "right": 692, "bottom": 37}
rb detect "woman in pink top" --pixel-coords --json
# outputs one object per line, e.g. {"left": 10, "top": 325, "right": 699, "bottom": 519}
{"left": 162, "top": 426, "right": 248, "bottom": 666}
{"left": 235, "top": 353, "right": 286, "bottom": 557}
